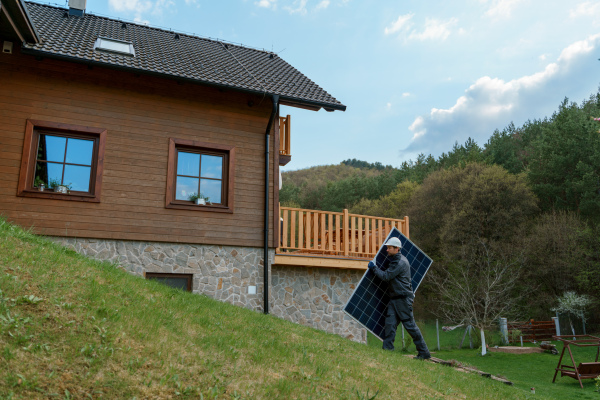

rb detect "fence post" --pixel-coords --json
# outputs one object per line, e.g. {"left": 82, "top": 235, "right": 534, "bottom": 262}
{"left": 401, "top": 326, "right": 405, "bottom": 349}
{"left": 499, "top": 317, "right": 508, "bottom": 345}
{"left": 343, "top": 209, "right": 349, "bottom": 257}
{"left": 436, "top": 319, "right": 440, "bottom": 351}
{"left": 552, "top": 316, "right": 560, "bottom": 337}
{"left": 480, "top": 328, "right": 487, "bottom": 356}
{"left": 520, "top": 336, "right": 523, "bottom": 347}
{"left": 469, "top": 326, "right": 473, "bottom": 349}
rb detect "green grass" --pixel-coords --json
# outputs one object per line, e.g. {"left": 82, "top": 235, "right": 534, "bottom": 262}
{"left": 367, "top": 322, "right": 600, "bottom": 400}
{"left": 0, "top": 219, "right": 538, "bottom": 399}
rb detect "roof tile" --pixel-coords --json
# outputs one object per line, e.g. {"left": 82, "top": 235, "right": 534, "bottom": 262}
{"left": 21, "top": 2, "right": 345, "bottom": 111}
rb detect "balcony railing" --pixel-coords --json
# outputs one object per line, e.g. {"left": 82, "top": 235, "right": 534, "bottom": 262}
{"left": 277, "top": 206, "right": 409, "bottom": 260}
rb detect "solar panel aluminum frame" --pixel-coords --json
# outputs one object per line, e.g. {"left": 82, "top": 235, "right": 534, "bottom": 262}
{"left": 343, "top": 227, "right": 433, "bottom": 341}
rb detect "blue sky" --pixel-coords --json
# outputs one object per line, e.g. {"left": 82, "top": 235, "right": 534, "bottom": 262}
{"left": 40, "top": 0, "right": 600, "bottom": 170}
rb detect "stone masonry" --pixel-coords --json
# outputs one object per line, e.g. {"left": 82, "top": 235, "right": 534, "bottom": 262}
{"left": 49, "top": 237, "right": 272, "bottom": 313}
{"left": 270, "top": 265, "right": 367, "bottom": 343}
{"left": 49, "top": 237, "right": 368, "bottom": 343}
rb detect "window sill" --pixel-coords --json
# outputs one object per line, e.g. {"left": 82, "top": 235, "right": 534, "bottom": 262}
{"left": 166, "top": 202, "right": 233, "bottom": 213}
{"left": 17, "top": 189, "right": 100, "bottom": 203}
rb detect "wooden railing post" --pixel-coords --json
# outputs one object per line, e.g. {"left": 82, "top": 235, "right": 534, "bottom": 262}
{"left": 343, "top": 208, "right": 349, "bottom": 257}
{"left": 405, "top": 215, "right": 409, "bottom": 239}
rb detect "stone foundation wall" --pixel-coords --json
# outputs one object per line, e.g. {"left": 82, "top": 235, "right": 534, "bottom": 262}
{"left": 271, "top": 266, "right": 367, "bottom": 343}
{"left": 49, "top": 237, "right": 367, "bottom": 343}
{"left": 50, "top": 237, "right": 271, "bottom": 313}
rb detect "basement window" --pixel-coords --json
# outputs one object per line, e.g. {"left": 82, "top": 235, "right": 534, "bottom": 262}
{"left": 94, "top": 37, "right": 135, "bottom": 56}
{"left": 146, "top": 273, "right": 193, "bottom": 292}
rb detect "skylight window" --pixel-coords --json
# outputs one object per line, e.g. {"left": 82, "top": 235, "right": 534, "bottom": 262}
{"left": 94, "top": 37, "right": 135, "bottom": 56}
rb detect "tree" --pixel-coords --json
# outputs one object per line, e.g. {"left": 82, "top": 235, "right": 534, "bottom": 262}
{"left": 349, "top": 180, "right": 419, "bottom": 219}
{"left": 521, "top": 212, "right": 586, "bottom": 318}
{"left": 406, "top": 163, "right": 538, "bottom": 257}
{"left": 431, "top": 238, "right": 525, "bottom": 353}
{"left": 527, "top": 96, "right": 600, "bottom": 222}
{"left": 552, "top": 291, "right": 592, "bottom": 337}
{"left": 406, "top": 163, "right": 538, "bottom": 348}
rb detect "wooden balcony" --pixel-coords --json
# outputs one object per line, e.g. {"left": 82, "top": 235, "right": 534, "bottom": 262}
{"left": 275, "top": 206, "right": 409, "bottom": 269}
{"left": 279, "top": 115, "right": 291, "bottom": 166}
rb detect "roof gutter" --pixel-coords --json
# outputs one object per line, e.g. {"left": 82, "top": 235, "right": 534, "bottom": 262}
{"left": 263, "top": 94, "right": 279, "bottom": 314}
{"left": 19, "top": 48, "right": 346, "bottom": 112}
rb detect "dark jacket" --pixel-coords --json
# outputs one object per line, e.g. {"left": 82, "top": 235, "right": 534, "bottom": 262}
{"left": 372, "top": 253, "right": 413, "bottom": 298}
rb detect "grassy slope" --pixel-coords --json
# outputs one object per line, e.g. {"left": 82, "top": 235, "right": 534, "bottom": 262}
{"left": 368, "top": 323, "right": 600, "bottom": 400}
{"left": 0, "top": 219, "right": 535, "bottom": 399}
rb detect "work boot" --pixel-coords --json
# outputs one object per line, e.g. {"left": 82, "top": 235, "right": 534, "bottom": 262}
{"left": 414, "top": 353, "right": 431, "bottom": 360}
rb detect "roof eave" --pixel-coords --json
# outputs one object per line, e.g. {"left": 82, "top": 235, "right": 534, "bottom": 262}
{"left": 0, "top": 0, "right": 40, "bottom": 43}
{"left": 20, "top": 47, "right": 347, "bottom": 112}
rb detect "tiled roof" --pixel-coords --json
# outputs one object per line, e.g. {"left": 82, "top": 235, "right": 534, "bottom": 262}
{"left": 21, "top": 2, "right": 346, "bottom": 111}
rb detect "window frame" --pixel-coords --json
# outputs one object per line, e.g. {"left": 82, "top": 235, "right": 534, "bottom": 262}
{"left": 145, "top": 273, "right": 193, "bottom": 292}
{"left": 166, "top": 138, "right": 235, "bottom": 213}
{"left": 93, "top": 37, "right": 136, "bottom": 57}
{"left": 17, "top": 120, "right": 107, "bottom": 203}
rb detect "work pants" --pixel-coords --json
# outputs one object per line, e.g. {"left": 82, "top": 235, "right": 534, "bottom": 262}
{"left": 382, "top": 296, "right": 430, "bottom": 356}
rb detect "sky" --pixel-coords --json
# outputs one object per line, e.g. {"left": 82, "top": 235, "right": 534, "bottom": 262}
{"left": 36, "top": 0, "right": 600, "bottom": 171}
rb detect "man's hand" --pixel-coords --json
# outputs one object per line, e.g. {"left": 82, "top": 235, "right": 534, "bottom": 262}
{"left": 368, "top": 261, "right": 376, "bottom": 270}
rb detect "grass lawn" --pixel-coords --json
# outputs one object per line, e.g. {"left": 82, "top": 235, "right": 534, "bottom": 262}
{"left": 0, "top": 218, "right": 535, "bottom": 399}
{"left": 367, "top": 321, "right": 600, "bottom": 400}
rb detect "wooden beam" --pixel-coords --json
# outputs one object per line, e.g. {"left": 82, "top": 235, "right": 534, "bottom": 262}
{"left": 272, "top": 254, "right": 367, "bottom": 270}
{"left": 1, "top": 5, "right": 25, "bottom": 43}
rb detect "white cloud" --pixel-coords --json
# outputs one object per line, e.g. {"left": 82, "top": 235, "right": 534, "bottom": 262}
{"left": 133, "top": 16, "right": 150, "bottom": 25}
{"left": 408, "top": 17, "right": 458, "bottom": 41}
{"left": 284, "top": 0, "right": 308, "bottom": 15}
{"left": 485, "top": 0, "right": 523, "bottom": 18}
{"left": 108, "top": 0, "right": 175, "bottom": 18}
{"left": 402, "top": 92, "right": 411, "bottom": 97}
{"left": 386, "top": 15, "right": 458, "bottom": 42}
{"left": 404, "top": 34, "right": 600, "bottom": 156}
{"left": 109, "top": 0, "right": 153, "bottom": 13}
{"left": 316, "top": 0, "right": 330, "bottom": 10}
{"left": 256, "top": 0, "right": 277, "bottom": 9}
{"left": 384, "top": 13, "right": 414, "bottom": 35}
{"left": 570, "top": 1, "right": 600, "bottom": 18}
{"left": 386, "top": 102, "right": 392, "bottom": 111}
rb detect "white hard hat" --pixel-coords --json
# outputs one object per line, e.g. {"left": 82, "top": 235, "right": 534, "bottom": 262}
{"left": 385, "top": 237, "right": 402, "bottom": 248}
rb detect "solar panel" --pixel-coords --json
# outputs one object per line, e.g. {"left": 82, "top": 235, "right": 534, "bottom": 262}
{"left": 343, "top": 227, "right": 433, "bottom": 341}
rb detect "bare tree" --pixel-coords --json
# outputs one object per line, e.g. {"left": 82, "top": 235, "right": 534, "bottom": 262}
{"left": 431, "top": 238, "right": 525, "bottom": 353}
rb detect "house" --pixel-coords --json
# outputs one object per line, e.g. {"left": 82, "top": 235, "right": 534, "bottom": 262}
{"left": 0, "top": 0, "right": 408, "bottom": 343}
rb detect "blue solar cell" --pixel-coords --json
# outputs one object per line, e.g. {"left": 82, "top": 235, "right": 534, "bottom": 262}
{"left": 346, "top": 303, "right": 355, "bottom": 314}
{"left": 343, "top": 227, "right": 433, "bottom": 341}
{"left": 356, "top": 285, "right": 367, "bottom": 297}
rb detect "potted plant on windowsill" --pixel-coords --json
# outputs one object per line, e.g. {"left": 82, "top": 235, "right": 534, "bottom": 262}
{"left": 49, "top": 178, "right": 71, "bottom": 194}
{"left": 188, "top": 192, "right": 206, "bottom": 205}
{"left": 34, "top": 176, "right": 46, "bottom": 191}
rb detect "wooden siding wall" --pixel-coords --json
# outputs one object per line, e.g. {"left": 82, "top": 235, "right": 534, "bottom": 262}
{"left": 0, "top": 44, "right": 280, "bottom": 248}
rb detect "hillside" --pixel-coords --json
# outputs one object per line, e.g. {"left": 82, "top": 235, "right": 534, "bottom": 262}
{"left": 0, "top": 219, "right": 533, "bottom": 399}
{"left": 282, "top": 163, "right": 385, "bottom": 192}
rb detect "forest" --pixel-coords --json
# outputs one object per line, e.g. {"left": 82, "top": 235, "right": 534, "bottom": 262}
{"left": 280, "top": 91, "right": 600, "bottom": 333}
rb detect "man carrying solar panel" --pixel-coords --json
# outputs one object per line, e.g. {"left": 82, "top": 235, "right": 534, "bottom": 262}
{"left": 368, "top": 237, "right": 431, "bottom": 360}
